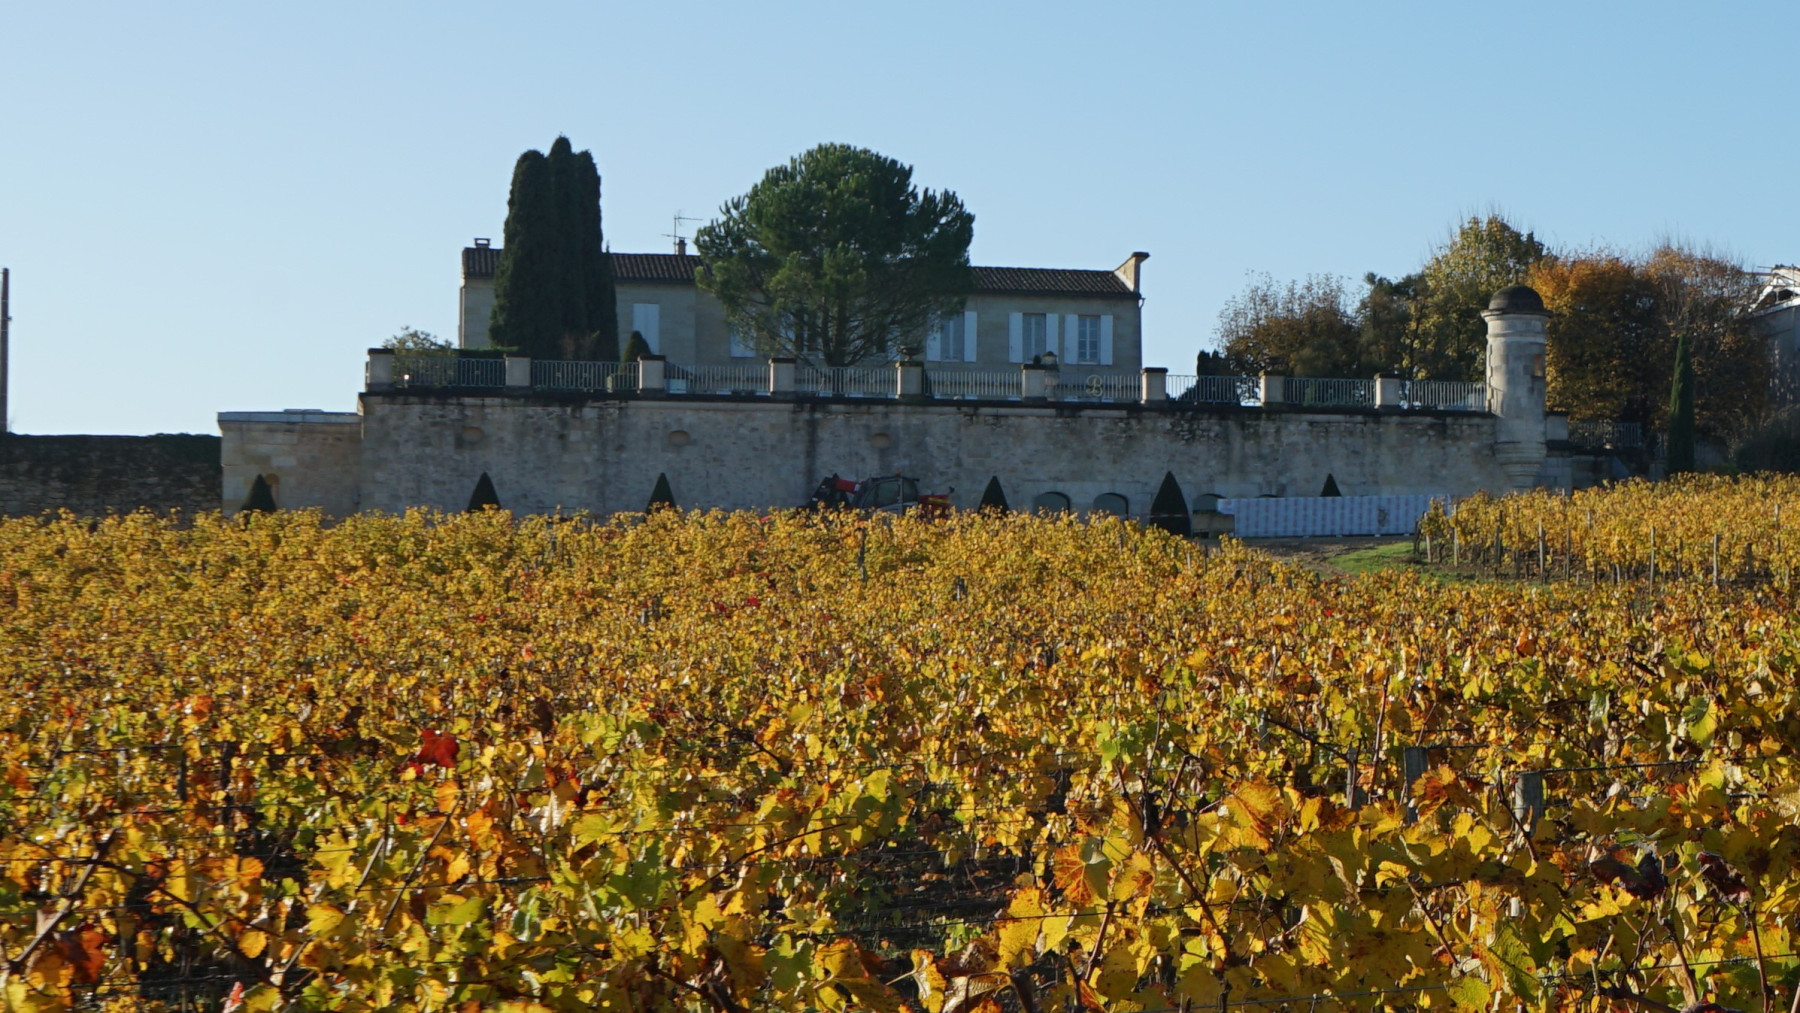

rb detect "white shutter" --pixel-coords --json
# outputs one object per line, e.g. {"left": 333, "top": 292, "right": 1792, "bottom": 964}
{"left": 1100, "top": 314, "right": 1114, "bottom": 366}
{"left": 1008, "top": 312, "right": 1023, "bottom": 363}
{"left": 963, "top": 310, "right": 978, "bottom": 362}
{"left": 925, "top": 317, "right": 941, "bottom": 362}
{"left": 1044, "top": 313, "right": 1060, "bottom": 361}
{"left": 632, "top": 303, "right": 661, "bottom": 354}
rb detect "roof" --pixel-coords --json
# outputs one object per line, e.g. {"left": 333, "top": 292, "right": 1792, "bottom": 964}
{"left": 1487, "top": 284, "right": 1547, "bottom": 314}
{"left": 464, "top": 248, "right": 1138, "bottom": 298}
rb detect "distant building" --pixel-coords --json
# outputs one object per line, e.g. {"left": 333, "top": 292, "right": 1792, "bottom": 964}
{"left": 1754, "top": 266, "right": 1800, "bottom": 405}
{"left": 458, "top": 240, "right": 1150, "bottom": 376}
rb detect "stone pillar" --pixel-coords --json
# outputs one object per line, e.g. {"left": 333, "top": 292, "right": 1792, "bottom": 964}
{"left": 769, "top": 357, "right": 796, "bottom": 397}
{"left": 1259, "top": 373, "right": 1285, "bottom": 406}
{"left": 1482, "top": 285, "right": 1551, "bottom": 490}
{"left": 638, "top": 355, "right": 667, "bottom": 396}
{"left": 504, "top": 355, "right": 531, "bottom": 391}
{"left": 1140, "top": 367, "right": 1168, "bottom": 403}
{"left": 1022, "top": 363, "right": 1051, "bottom": 401}
{"left": 366, "top": 349, "right": 394, "bottom": 391}
{"left": 897, "top": 360, "right": 924, "bottom": 398}
{"left": 1375, "top": 373, "right": 1404, "bottom": 409}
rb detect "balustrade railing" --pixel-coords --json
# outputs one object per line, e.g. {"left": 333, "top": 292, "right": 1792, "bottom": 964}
{"left": 533, "top": 360, "right": 638, "bottom": 393}
{"left": 1400, "top": 379, "right": 1486, "bottom": 412}
{"left": 1567, "top": 420, "right": 1643, "bottom": 450}
{"left": 927, "top": 370, "right": 1022, "bottom": 400}
{"left": 1053, "top": 372, "right": 1140, "bottom": 402}
{"left": 796, "top": 366, "right": 893, "bottom": 398}
{"left": 392, "top": 355, "right": 505, "bottom": 389}
{"left": 1287, "top": 377, "right": 1375, "bottom": 408}
{"left": 1168, "top": 374, "right": 1259, "bottom": 405}
{"left": 675, "top": 364, "right": 769, "bottom": 395}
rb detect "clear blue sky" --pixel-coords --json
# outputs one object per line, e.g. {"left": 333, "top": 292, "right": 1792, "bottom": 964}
{"left": 2, "top": 3, "right": 1792, "bottom": 434}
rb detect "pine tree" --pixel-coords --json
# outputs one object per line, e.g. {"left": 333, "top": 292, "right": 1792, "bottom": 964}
{"left": 978, "top": 476, "right": 1009, "bottom": 513}
{"left": 1666, "top": 331, "right": 1696, "bottom": 475}
{"left": 1149, "top": 472, "right": 1191, "bottom": 537}
{"left": 647, "top": 473, "right": 676, "bottom": 512}
{"left": 489, "top": 137, "right": 618, "bottom": 361}
{"left": 467, "top": 473, "right": 501, "bottom": 512}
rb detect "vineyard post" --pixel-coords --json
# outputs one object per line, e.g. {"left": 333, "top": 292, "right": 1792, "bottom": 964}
{"left": 1650, "top": 526, "right": 1657, "bottom": 588}
{"left": 1513, "top": 772, "right": 1544, "bottom": 836}
{"left": 1712, "top": 534, "right": 1719, "bottom": 588}
{"left": 1344, "top": 749, "right": 1366, "bottom": 810}
{"left": 1536, "top": 523, "right": 1545, "bottom": 580}
{"left": 1452, "top": 529, "right": 1459, "bottom": 568}
{"left": 1402, "top": 746, "right": 1427, "bottom": 823}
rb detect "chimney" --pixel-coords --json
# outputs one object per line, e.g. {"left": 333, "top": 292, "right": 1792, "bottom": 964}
{"left": 1113, "top": 251, "right": 1150, "bottom": 294}
{"left": 675, "top": 237, "right": 688, "bottom": 256}
{"left": 474, "top": 237, "right": 491, "bottom": 248}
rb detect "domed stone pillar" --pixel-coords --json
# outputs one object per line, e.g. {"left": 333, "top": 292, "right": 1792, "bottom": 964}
{"left": 1482, "top": 285, "right": 1550, "bottom": 490}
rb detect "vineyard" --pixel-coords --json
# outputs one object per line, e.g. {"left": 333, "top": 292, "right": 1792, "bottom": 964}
{"left": 3, "top": 485, "right": 1800, "bottom": 1013}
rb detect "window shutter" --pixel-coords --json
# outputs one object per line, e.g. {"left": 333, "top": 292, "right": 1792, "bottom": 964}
{"left": 1044, "top": 313, "right": 1060, "bottom": 360}
{"left": 1100, "top": 314, "right": 1114, "bottom": 366}
{"left": 1063, "top": 314, "right": 1079, "bottom": 363}
{"left": 1008, "top": 313, "right": 1023, "bottom": 363}
{"left": 963, "top": 311, "right": 978, "bottom": 362}
{"left": 925, "top": 317, "right": 941, "bottom": 362}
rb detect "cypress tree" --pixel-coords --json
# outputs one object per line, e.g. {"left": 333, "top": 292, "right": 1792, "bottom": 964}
{"left": 978, "top": 476, "right": 1009, "bottom": 513}
{"left": 489, "top": 137, "right": 618, "bottom": 361}
{"left": 240, "top": 474, "right": 277, "bottom": 514}
{"left": 622, "top": 331, "right": 653, "bottom": 363}
{"left": 1666, "top": 332, "right": 1696, "bottom": 475}
{"left": 1149, "top": 471, "right": 1192, "bottom": 537}
{"left": 647, "top": 473, "right": 675, "bottom": 512}
{"left": 1321, "top": 473, "right": 1342, "bottom": 497}
{"left": 467, "top": 472, "right": 501, "bottom": 512}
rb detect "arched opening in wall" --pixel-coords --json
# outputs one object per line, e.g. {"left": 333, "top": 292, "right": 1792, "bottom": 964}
{"left": 1032, "top": 491, "right": 1071, "bottom": 514}
{"left": 467, "top": 472, "right": 502, "bottom": 512}
{"left": 1148, "top": 471, "right": 1191, "bottom": 537}
{"left": 1091, "top": 493, "right": 1129, "bottom": 517}
{"left": 241, "top": 474, "right": 277, "bottom": 514}
{"left": 1321, "top": 473, "right": 1342, "bottom": 497}
{"left": 647, "top": 473, "right": 676, "bottom": 512}
{"left": 1193, "top": 493, "right": 1222, "bottom": 514}
{"left": 978, "top": 476, "right": 1009, "bottom": 513}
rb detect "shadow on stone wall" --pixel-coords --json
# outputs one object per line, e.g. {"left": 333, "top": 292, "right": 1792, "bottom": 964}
{"left": 0, "top": 434, "right": 221, "bottom": 518}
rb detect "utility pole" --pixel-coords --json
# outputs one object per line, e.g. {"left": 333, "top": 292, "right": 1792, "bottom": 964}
{"left": 1, "top": 267, "right": 10, "bottom": 434}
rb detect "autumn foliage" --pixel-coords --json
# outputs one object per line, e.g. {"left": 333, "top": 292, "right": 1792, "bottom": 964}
{"left": 1, "top": 503, "right": 1799, "bottom": 1012}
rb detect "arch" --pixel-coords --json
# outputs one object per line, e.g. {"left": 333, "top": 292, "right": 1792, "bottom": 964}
{"left": 978, "top": 476, "right": 1009, "bottom": 513}
{"left": 467, "top": 472, "right": 501, "bottom": 512}
{"left": 240, "top": 474, "right": 277, "bottom": 514}
{"left": 1192, "top": 492, "right": 1223, "bottom": 515}
{"left": 1149, "top": 471, "right": 1191, "bottom": 537}
{"left": 1091, "top": 493, "right": 1129, "bottom": 517}
{"left": 647, "top": 472, "right": 676, "bottom": 512}
{"left": 1032, "top": 491, "right": 1071, "bottom": 514}
{"left": 1321, "top": 473, "right": 1342, "bottom": 497}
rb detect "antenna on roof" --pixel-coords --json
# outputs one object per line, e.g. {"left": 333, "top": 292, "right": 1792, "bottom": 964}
{"left": 664, "top": 211, "right": 704, "bottom": 256}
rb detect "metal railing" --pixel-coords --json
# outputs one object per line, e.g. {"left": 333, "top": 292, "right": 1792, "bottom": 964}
{"left": 676, "top": 364, "right": 768, "bottom": 395}
{"left": 1054, "top": 372, "right": 1139, "bottom": 402}
{"left": 1168, "top": 374, "right": 1260, "bottom": 405}
{"left": 1400, "top": 379, "right": 1487, "bottom": 412}
{"left": 796, "top": 366, "right": 893, "bottom": 398}
{"left": 1287, "top": 377, "right": 1375, "bottom": 408}
{"left": 392, "top": 355, "right": 505, "bottom": 389}
{"left": 1568, "top": 420, "right": 1644, "bottom": 450}
{"left": 532, "top": 360, "right": 638, "bottom": 393}
{"left": 928, "top": 370, "right": 1021, "bottom": 400}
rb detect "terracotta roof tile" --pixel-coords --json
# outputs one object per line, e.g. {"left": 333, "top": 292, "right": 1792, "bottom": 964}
{"left": 464, "top": 249, "right": 1137, "bottom": 298}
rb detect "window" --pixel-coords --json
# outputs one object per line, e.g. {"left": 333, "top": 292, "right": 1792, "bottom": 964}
{"left": 1076, "top": 316, "right": 1102, "bottom": 364}
{"left": 631, "top": 304, "right": 661, "bottom": 354}
{"left": 935, "top": 314, "right": 965, "bottom": 362}
{"left": 1022, "top": 314, "right": 1049, "bottom": 359}
{"left": 1032, "top": 491, "right": 1070, "bottom": 513}
{"left": 729, "top": 324, "right": 756, "bottom": 358}
{"left": 1091, "top": 493, "right": 1129, "bottom": 516}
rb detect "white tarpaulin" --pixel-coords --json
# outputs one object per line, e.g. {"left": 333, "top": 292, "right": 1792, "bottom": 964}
{"left": 1216, "top": 494, "right": 1449, "bottom": 538}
